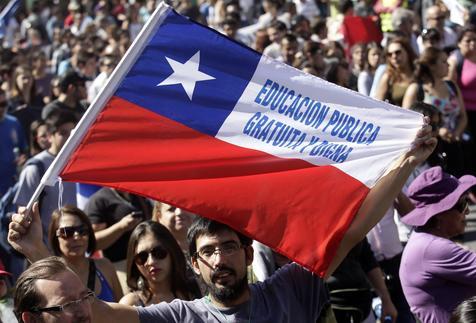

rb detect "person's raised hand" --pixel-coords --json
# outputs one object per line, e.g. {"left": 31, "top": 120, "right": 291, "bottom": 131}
{"left": 406, "top": 117, "right": 438, "bottom": 167}
{"left": 8, "top": 202, "right": 49, "bottom": 262}
{"left": 118, "top": 213, "right": 142, "bottom": 232}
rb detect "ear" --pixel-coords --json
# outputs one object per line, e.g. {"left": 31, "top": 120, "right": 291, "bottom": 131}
{"left": 46, "top": 132, "right": 54, "bottom": 144}
{"left": 191, "top": 256, "right": 201, "bottom": 275}
{"left": 66, "top": 84, "right": 75, "bottom": 94}
{"left": 245, "top": 245, "right": 254, "bottom": 266}
{"left": 22, "top": 312, "right": 36, "bottom": 323}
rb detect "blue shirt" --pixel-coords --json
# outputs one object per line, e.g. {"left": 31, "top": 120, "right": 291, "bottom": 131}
{"left": 0, "top": 114, "right": 27, "bottom": 195}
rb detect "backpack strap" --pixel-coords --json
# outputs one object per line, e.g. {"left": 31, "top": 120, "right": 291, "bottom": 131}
{"left": 444, "top": 80, "right": 458, "bottom": 96}
{"left": 87, "top": 259, "right": 96, "bottom": 291}
{"left": 454, "top": 49, "right": 464, "bottom": 80}
{"left": 23, "top": 159, "right": 46, "bottom": 209}
{"left": 416, "top": 82, "right": 425, "bottom": 102}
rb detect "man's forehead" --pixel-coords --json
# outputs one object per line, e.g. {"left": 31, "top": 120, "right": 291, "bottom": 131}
{"left": 196, "top": 230, "right": 240, "bottom": 248}
{"left": 34, "top": 271, "right": 85, "bottom": 305}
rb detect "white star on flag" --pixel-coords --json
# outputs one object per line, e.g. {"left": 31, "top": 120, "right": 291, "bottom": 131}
{"left": 157, "top": 50, "right": 215, "bottom": 100}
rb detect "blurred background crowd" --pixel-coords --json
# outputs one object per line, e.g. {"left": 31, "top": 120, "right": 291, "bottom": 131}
{"left": 1, "top": 0, "right": 476, "bottom": 322}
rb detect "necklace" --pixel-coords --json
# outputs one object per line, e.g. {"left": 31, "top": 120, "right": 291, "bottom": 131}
{"left": 205, "top": 295, "right": 252, "bottom": 323}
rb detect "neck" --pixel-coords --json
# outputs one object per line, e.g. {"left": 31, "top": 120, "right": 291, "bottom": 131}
{"left": 173, "top": 232, "right": 188, "bottom": 252}
{"left": 209, "top": 286, "right": 251, "bottom": 308}
{"left": 47, "top": 145, "right": 60, "bottom": 156}
{"left": 148, "top": 279, "right": 173, "bottom": 300}
{"left": 426, "top": 227, "right": 450, "bottom": 239}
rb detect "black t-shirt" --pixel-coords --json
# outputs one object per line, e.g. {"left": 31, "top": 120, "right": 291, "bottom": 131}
{"left": 85, "top": 187, "right": 149, "bottom": 262}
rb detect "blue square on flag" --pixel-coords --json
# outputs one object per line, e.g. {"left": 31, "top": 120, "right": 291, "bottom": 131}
{"left": 116, "top": 10, "right": 261, "bottom": 137}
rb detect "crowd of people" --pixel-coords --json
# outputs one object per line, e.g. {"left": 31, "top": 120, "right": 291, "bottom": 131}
{"left": 1, "top": 0, "right": 476, "bottom": 322}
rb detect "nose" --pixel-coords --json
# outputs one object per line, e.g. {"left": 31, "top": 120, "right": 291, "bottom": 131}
{"left": 175, "top": 208, "right": 183, "bottom": 216}
{"left": 145, "top": 251, "right": 158, "bottom": 266}
{"left": 210, "top": 250, "right": 227, "bottom": 268}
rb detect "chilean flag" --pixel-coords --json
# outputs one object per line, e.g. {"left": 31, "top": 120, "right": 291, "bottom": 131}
{"left": 40, "top": 3, "right": 422, "bottom": 276}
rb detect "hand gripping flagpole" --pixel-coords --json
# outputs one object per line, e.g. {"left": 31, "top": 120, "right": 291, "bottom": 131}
{"left": 25, "top": 2, "right": 173, "bottom": 212}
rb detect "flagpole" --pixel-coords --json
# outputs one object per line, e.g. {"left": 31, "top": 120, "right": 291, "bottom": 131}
{"left": 25, "top": 2, "right": 172, "bottom": 211}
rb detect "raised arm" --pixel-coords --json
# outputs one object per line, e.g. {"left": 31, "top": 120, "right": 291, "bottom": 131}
{"left": 9, "top": 205, "right": 140, "bottom": 323}
{"left": 325, "top": 121, "right": 437, "bottom": 278}
{"left": 8, "top": 203, "right": 50, "bottom": 262}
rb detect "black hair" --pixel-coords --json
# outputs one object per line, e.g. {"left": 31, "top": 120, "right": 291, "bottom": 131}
{"left": 268, "top": 20, "right": 287, "bottom": 32}
{"left": 45, "top": 110, "right": 77, "bottom": 134}
{"left": 187, "top": 217, "right": 252, "bottom": 257}
{"left": 422, "top": 28, "right": 441, "bottom": 42}
{"left": 409, "top": 102, "right": 440, "bottom": 118}
{"left": 58, "top": 70, "right": 86, "bottom": 93}
{"left": 291, "top": 14, "right": 309, "bottom": 31}
{"left": 339, "top": 0, "right": 353, "bottom": 14}
{"left": 458, "top": 24, "right": 476, "bottom": 43}
{"left": 281, "top": 32, "right": 298, "bottom": 44}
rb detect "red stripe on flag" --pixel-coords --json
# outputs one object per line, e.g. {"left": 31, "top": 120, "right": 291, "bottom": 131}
{"left": 60, "top": 96, "right": 370, "bottom": 276}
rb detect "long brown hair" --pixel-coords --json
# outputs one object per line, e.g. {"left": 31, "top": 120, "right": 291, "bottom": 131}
{"left": 383, "top": 37, "right": 416, "bottom": 83}
{"left": 10, "top": 65, "right": 37, "bottom": 102}
{"left": 414, "top": 46, "right": 443, "bottom": 85}
{"left": 126, "top": 221, "right": 192, "bottom": 302}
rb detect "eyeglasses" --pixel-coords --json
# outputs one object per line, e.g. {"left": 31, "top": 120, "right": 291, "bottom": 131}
{"left": 56, "top": 225, "right": 89, "bottom": 239}
{"left": 134, "top": 246, "right": 168, "bottom": 266}
{"left": 195, "top": 242, "right": 243, "bottom": 261}
{"left": 30, "top": 291, "right": 95, "bottom": 314}
{"left": 387, "top": 49, "right": 403, "bottom": 57}
{"left": 454, "top": 197, "right": 469, "bottom": 213}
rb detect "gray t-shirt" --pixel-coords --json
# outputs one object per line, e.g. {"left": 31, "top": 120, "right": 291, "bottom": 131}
{"left": 137, "top": 262, "right": 328, "bottom": 322}
{"left": 13, "top": 150, "right": 77, "bottom": 235}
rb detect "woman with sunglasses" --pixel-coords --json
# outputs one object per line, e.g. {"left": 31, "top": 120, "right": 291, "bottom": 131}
{"left": 120, "top": 221, "right": 195, "bottom": 306}
{"left": 374, "top": 37, "right": 416, "bottom": 107}
{"left": 48, "top": 206, "right": 123, "bottom": 302}
{"left": 399, "top": 166, "right": 476, "bottom": 323}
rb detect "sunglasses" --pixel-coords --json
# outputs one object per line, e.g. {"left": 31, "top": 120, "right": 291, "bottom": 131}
{"left": 454, "top": 197, "right": 469, "bottom": 213}
{"left": 428, "top": 15, "right": 446, "bottom": 21}
{"left": 134, "top": 246, "right": 168, "bottom": 266}
{"left": 56, "top": 225, "right": 89, "bottom": 239}
{"left": 387, "top": 49, "right": 403, "bottom": 57}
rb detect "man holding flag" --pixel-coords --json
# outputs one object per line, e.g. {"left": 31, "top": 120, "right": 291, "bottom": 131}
{"left": 8, "top": 125, "right": 435, "bottom": 322}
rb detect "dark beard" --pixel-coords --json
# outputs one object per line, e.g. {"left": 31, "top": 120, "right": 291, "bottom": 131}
{"left": 207, "top": 267, "right": 248, "bottom": 303}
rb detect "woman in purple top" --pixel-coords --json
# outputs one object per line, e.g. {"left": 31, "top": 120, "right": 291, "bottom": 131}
{"left": 399, "top": 166, "right": 476, "bottom": 323}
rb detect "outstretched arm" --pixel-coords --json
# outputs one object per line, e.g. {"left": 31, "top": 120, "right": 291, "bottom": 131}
{"left": 92, "top": 300, "right": 139, "bottom": 323}
{"left": 325, "top": 121, "right": 437, "bottom": 278}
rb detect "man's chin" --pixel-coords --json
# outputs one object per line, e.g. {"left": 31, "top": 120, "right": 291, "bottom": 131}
{"left": 208, "top": 275, "right": 248, "bottom": 303}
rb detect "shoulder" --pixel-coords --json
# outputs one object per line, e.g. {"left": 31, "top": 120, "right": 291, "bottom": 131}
{"left": 3, "top": 114, "right": 20, "bottom": 124}
{"left": 95, "top": 258, "right": 116, "bottom": 277}
{"left": 379, "top": 71, "right": 391, "bottom": 84}
{"left": 257, "top": 262, "right": 324, "bottom": 290}
{"left": 137, "top": 298, "right": 201, "bottom": 322}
